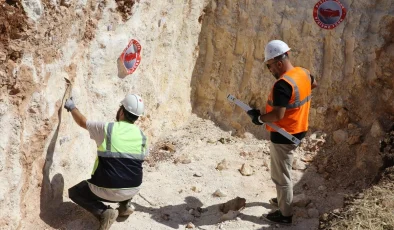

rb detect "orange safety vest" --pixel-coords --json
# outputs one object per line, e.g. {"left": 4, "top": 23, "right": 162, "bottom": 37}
{"left": 265, "top": 67, "right": 312, "bottom": 134}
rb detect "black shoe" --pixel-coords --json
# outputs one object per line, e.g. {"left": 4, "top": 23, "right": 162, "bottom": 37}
{"left": 262, "top": 210, "right": 292, "bottom": 225}
{"left": 269, "top": 198, "right": 278, "bottom": 207}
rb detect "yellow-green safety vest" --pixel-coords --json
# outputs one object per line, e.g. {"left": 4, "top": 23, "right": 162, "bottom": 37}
{"left": 89, "top": 121, "right": 148, "bottom": 188}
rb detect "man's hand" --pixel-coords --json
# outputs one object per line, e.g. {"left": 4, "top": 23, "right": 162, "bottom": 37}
{"left": 64, "top": 97, "right": 76, "bottom": 112}
{"left": 247, "top": 109, "right": 264, "bottom": 125}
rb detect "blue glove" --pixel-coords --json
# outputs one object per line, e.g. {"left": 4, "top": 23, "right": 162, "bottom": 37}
{"left": 64, "top": 97, "right": 76, "bottom": 112}
{"left": 247, "top": 109, "right": 264, "bottom": 125}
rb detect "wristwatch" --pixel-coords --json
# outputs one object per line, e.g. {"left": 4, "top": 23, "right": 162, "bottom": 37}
{"left": 258, "top": 116, "right": 264, "bottom": 124}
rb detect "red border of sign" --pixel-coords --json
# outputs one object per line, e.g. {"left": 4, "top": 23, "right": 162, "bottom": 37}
{"left": 313, "top": 0, "right": 347, "bottom": 30}
{"left": 120, "top": 39, "right": 142, "bottom": 75}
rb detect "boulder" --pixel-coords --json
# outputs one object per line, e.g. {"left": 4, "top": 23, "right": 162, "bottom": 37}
{"left": 333, "top": 129, "right": 348, "bottom": 143}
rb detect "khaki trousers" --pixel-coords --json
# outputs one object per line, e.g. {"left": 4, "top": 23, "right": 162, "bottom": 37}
{"left": 270, "top": 142, "right": 297, "bottom": 216}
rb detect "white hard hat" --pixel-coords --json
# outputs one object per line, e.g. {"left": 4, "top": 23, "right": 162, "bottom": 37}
{"left": 264, "top": 40, "right": 291, "bottom": 62}
{"left": 121, "top": 94, "right": 144, "bottom": 116}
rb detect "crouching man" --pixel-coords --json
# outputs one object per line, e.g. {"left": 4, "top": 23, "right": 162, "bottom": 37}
{"left": 64, "top": 94, "right": 148, "bottom": 230}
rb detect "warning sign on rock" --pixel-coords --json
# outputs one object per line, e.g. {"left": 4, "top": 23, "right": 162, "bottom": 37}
{"left": 313, "top": 0, "right": 347, "bottom": 30}
{"left": 119, "top": 39, "right": 142, "bottom": 75}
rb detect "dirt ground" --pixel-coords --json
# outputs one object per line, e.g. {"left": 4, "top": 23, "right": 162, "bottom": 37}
{"left": 29, "top": 115, "right": 348, "bottom": 230}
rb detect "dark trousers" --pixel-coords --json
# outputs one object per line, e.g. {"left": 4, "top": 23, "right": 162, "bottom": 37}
{"left": 68, "top": 180, "right": 130, "bottom": 218}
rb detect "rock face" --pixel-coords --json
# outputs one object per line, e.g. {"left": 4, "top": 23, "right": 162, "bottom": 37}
{"left": 0, "top": 0, "right": 206, "bottom": 229}
{"left": 190, "top": 0, "right": 394, "bottom": 189}
{"left": 191, "top": 0, "right": 394, "bottom": 137}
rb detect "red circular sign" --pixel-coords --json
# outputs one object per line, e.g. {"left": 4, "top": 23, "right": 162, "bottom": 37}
{"left": 313, "top": 0, "right": 347, "bottom": 30}
{"left": 120, "top": 39, "right": 142, "bottom": 75}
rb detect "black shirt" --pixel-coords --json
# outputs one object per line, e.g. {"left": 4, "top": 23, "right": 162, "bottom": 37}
{"left": 270, "top": 75, "right": 314, "bottom": 144}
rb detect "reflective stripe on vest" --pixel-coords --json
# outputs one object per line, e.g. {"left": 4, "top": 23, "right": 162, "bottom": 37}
{"left": 92, "top": 122, "right": 148, "bottom": 176}
{"left": 267, "top": 68, "right": 311, "bottom": 110}
{"left": 265, "top": 67, "right": 312, "bottom": 134}
{"left": 97, "top": 122, "right": 148, "bottom": 160}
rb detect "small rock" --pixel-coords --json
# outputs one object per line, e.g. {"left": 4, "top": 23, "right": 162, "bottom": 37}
{"left": 301, "top": 155, "right": 314, "bottom": 162}
{"left": 347, "top": 132, "right": 362, "bottom": 145}
{"left": 262, "top": 158, "right": 269, "bottom": 167}
{"left": 0, "top": 70, "right": 6, "bottom": 79}
{"left": 158, "top": 17, "right": 166, "bottom": 27}
{"left": 175, "top": 155, "right": 192, "bottom": 164}
{"left": 293, "top": 193, "right": 310, "bottom": 207}
{"left": 182, "top": 158, "right": 192, "bottom": 164}
{"left": 220, "top": 210, "right": 239, "bottom": 221}
{"left": 307, "top": 208, "right": 319, "bottom": 218}
{"left": 318, "top": 185, "right": 326, "bottom": 191}
{"left": 322, "top": 213, "right": 329, "bottom": 221}
{"left": 60, "top": 0, "right": 72, "bottom": 7}
{"left": 306, "top": 202, "right": 315, "bottom": 209}
{"left": 0, "top": 52, "right": 6, "bottom": 62}
{"left": 332, "top": 209, "right": 340, "bottom": 214}
{"left": 216, "top": 159, "right": 228, "bottom": 171}
{"left": 191, "top": 185, "right": 202, "bottom": 193}
{"left": 292, "top": 159, "right": 307, "bottom": 170}
{"left": 219, "top": 197, "right": 246, "bottom": 213}
{"left": 331, "top": 98, "right": 343, "bottom": 111}
{"left": 213, "top": 189, "right": 227, "bottom": 197}
{"left": 370, "top": 121, "right": 384, "bottom": 137}
{"left": 239, "top": 163, "right": 253, "bottom": 176}
{"left": 207, "top": 139, "right": 216, "bottom": 144}
{"left": 317, "top": 106, "right": 327, "bottom": 114}
{"left": 21, "top": 0, "right": 43, "bottom": 21}
{"left": 193, "top": 172, "right": 203, "bottom": 177}
{"left": 356, "top": 193, "right": 364, "bottom": 199}
{"left": 347, "top": 123, "right": 358, "bottom": 129}
{"left": 333, "top": 129, "right": 348, "bottom": 143}
{"left": 336, "top": 108, "right": 349, "bottom": 124}
{"left": 186, "top": 222, "right": 195, "bottom": 228}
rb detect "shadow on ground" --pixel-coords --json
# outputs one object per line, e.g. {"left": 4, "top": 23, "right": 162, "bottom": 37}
{"left": 133, "top": 196, "right": 281, "bottom": 229}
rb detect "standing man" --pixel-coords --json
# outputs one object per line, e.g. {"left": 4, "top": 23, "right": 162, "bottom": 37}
{"left": 247, "top": 40, "right": 318, "bottom": 225}
{"left": 64, "top": 94, "right": 149, "bottom": 230}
